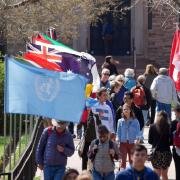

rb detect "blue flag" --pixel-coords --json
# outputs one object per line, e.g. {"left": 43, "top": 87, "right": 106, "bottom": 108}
{"left": 5, "top": 57, "right": 88, "bottom": 123}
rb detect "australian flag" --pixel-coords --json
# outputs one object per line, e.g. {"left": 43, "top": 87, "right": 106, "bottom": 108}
{"left": 26, "top": 43, "right": 94, "bottom": 82}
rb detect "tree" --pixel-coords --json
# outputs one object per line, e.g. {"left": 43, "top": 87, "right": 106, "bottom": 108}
{"left": 148, "top": 0, "right": 179, "bottom": 16}
{"left": 0, "top": 0, "right": 179, "bottom": 45}
{"left": 0, "top": 0, "right": 129, "bottom": 44}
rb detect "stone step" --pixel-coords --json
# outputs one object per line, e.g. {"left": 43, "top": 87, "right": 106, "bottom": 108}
{"left": 95, "top": 55, "right": 169, "bottom": 76}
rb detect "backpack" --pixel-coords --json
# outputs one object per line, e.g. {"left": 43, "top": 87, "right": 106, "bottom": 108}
{"left": 131, "top": 86, "right": 146, "bottom": 106}
{"left": 47, "top": 126, "right": 53, "bottom": 136}
{"left": 173, "top": 122, "right": 180, "bottom": 148}
{"left": 89, "top": 139, "right": 118, "bottom": 162}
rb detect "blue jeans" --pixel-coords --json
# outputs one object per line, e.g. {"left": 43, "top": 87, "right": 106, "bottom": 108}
{"left": 156, "top": 101, "right": 171, "bottom": 118}
{"left": 44, "top": 165, "right": 65, "bottom": 180}
{"left": 92, "top": 168, "right": 115, "bottom": 180}
{"left": 140, "top": 110, "right": 149, "bottom": 140}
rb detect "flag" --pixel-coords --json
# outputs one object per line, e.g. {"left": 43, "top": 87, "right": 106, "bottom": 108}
{"left": 30, "top": 32, "right": 100, "bottom": 89}
{"left": 23, "top": 53, "right": 63, "bottom": 71}
{"left": 26, "top": 43, "right": 63, "bottom": 63}
{"left": 169, "top": 30, "right": 180, "bottom": 92}
{"left": 5, "top": 57, "right": 88, "bottom": 123}
{"left": 31, "top": 33, "right": 51, "bottom": 44}
{"left": 26, "top": 43, "right": 95, "bottom": 82}
{"left": 85, "top": 97, "right": 98, "bottom": 108}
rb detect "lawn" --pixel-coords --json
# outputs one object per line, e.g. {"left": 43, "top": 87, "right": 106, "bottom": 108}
{"left": 5, "top": 134, "right": 30, "bottom": 172}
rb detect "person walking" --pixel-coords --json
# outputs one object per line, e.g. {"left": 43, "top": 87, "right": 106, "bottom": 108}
{"left": 117, "top": 103, "right": 140, "bottom": 169}
{"left": 110, "top": 80, "right": 122, "bottom": 113}
{"left": 92, "top": 87, "right": 115, "bottom": 135}
{"left": 124, "top": 68, "right": 136, "bottom": 91}
{"left": 98, "top": 68, "right": 111, "bottom": 90}
{"left": 115, "top": 75, "right": 128, "bottom": 107}
{"left": 115, "top": 145, "right": 159, "bottom": 180}
{"left": 88, "top": 125, "right": 119, "bottom": 180}
{"left": 148, "top": 111, "right": 172, "bottom": 180}
{"left": 116, "top": 92, "right": 144, "bottom": 133}
{"left": 150, "top": 68, "right": 178, "bottom": 119}
{"left": 36, "top": 119, "right": 75, "bottom": 180}
{"left": 144, "top": 64, "right": 157, "bottom": 124}
{"left": 131, "top": 75, "right": 152, "bottom": 141}
{"left": 101, "top": 56, "right": 118, "bottom": 75}
{"left": 81, "top": 111, "right": 101, "bottom": 170}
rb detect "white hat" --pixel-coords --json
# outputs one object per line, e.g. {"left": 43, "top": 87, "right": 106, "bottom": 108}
{"left": 51, "top": 119, "right": 69, "bottom": 127}
{"left": 51, "top": 119, "right": 60, "bottom": 127}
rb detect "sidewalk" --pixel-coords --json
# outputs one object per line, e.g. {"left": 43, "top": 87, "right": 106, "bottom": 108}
{"left": 35, "top": 126, "right": 176, "bottom": 180}
{"left": 66, "top": 126, "right": 175, "bottom": 180}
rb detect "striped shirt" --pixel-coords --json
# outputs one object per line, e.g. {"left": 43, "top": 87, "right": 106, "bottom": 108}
{"left": 92, "top": 102, "right": 115, "bottom": 133}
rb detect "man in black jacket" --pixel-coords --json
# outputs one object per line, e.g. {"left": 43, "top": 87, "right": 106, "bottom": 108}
{"left": 81, "top": 111, "right": 101, "bottom": 170}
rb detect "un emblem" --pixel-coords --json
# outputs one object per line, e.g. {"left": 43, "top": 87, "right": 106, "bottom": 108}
{"left": 35, "top": 76, "right": 60, "bottom": 102}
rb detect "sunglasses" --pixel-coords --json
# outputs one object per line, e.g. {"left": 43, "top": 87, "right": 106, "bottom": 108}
{"left": 103, "top": 73, "right": 110, "bottom": 76}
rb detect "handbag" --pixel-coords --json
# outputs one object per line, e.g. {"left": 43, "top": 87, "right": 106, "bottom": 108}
{"left": 77, "top": 111, "right": 100, "bottom": 157}
{"left": 77, "top": 136, "right": 85, "bottom": 157}
{"left": 148, "top": 135, "right": 162, "bottom": 161}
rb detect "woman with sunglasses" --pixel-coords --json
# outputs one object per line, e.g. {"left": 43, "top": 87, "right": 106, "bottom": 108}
{"left": 99, "top": 68, "right": 111, "bottom": 89}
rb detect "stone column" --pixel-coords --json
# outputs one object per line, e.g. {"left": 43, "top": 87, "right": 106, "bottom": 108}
{"left": 131, "top": 0, "right": 144, "bottom": 55}
{"left": 73, "top": 23, "right": 90, "bottom": 52}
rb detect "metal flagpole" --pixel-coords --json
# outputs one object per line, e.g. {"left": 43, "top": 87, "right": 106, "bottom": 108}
{"left": 25, "top": 114, "right": 28, "bottom": 145}
{"left": 30, "top": 115, "right": 33, "bottom": 135}
{"left": 18, "top": 115, "right": 22, "bottom": 157}
{"left": 3, "top": 113, "right": 7, "bottom": 179}
{"left": 13, "top": 114, "right": 16, "bottom": 166}
{"left": 9, "top": 113, "right": 12, "bottom": 171}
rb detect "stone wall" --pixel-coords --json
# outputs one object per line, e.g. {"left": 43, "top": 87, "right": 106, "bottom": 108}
{"left": 147, "top": 8, "right": 177, "bottom": 67}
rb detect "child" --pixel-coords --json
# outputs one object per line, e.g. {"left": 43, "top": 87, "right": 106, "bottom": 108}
{"left": 117, "top": 103, "right": 140, "bottom": 169}
{"left": 63, "top": 168, "right": 79, "bottom": 180}
{"left": 88, "top": 125, "right": 119, "bottom": 180}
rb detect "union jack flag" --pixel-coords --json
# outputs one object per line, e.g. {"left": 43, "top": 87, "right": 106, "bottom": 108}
{"left": 26, "top": 43, "right": 63, "bottom": 63}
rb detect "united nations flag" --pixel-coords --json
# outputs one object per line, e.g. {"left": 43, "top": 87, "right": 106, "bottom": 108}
{"left": 5, "top": 57, "right": 88, "bottom": 123}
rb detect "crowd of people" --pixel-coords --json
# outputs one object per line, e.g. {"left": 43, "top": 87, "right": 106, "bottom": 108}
{"left": 36, "top": 56, "right": 180, "bottom": 180}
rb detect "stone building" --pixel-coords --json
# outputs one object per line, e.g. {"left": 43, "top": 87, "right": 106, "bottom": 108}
{"left": 4, "top": 0, "right": 178, "bottom": 69}
{"left": 73, "top": 0, "right": 178, "bottom": 67}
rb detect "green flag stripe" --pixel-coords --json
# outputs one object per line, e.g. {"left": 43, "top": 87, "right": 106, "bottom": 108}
{"left": 42, "top": 34, "right": 74, "bottom": 50}
{"left": 15, "top": 57, "right": 39, "bottom": 67}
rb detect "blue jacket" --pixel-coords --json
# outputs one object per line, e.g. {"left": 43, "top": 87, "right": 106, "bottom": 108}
{"left": 117, "top": 118, "right": 140, "bottom": 144}
{"left": 124, "top": 77, "right": 136, "bottom": 91}
{"left": 36, "top": 127, "right": 75, "bottom": 166}
{"left": 100, "top": 80, "right": 111, "bottom": 89}
{"left": 116, "top": 86, "right": 128, "bottom": 106}
{"left": 115, "top": 166, "right": 159, "bottom": 180}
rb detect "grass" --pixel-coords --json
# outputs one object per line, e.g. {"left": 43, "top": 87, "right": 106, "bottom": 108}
{"left": 5, "top": 134, "right": 30, "bottom": 172}
{"left": 0, "top": 136, "right": 10, "bottom": 158}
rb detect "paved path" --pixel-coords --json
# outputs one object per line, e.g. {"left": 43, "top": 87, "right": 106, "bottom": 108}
{"left": 66, "top": 126, "right": 175, "bottom": 180}
{"left": 35, "top": 126, "right": 175, "bottom": 179}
